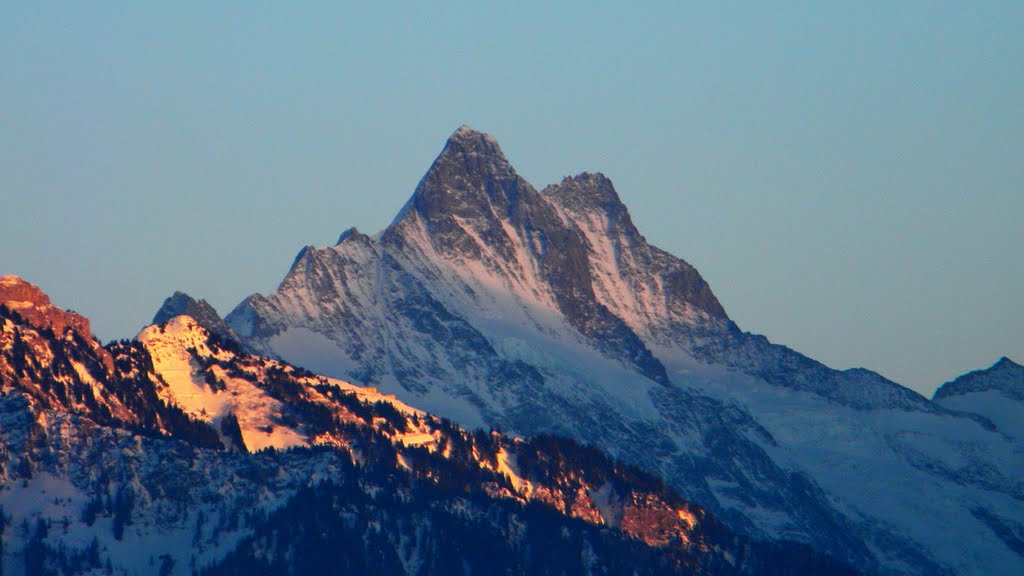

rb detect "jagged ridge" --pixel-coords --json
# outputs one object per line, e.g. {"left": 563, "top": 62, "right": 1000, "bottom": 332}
{"left": 934, "top": 357, "right": 1024, "bottom": 402}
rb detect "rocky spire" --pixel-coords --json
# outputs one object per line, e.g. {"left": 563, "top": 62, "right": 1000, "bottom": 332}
{"left": 405, "top": 125, "right": 525, "bottom": 224}
{"left": 544, "top": 172, "right": 630, "bottom": 218}
{"left": 153, "top": 291, "right": 241, "bottom": 344}
{"left": 383, "top": 129, "right": 671, "bottom": 384}
{"left": 385, "top": 125, "right": 545, "bottom": 269}
{"left": 543, "top": 174, "right": 729, "bottom": 322}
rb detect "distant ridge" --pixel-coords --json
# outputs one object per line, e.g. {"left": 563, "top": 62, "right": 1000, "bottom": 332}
{"left": 934, "top": 356, "right": 1024, "bottom": 402}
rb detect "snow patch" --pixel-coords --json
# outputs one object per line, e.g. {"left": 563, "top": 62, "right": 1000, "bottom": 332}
{"left": 495, "top": 448, "right": 530, "bottom": 495}
{"left": 139, "top": 316, "right": 308, "bottom": 451}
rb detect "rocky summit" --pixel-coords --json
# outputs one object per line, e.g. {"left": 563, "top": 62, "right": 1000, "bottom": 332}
{"left": 224, "top": 127, "right": 1023, "bottom": 576}
{"left": 0, "top": 275, "right": 95, "bottom": 339}
{"left": 153, "top": 291, "right": 242, "bottom": 344}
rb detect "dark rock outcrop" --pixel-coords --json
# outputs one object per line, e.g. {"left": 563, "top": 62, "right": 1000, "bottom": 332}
{"left": 934, "top": 357, "right": 1024, "bottom": 402}
{"left": 153, "top": 291, "right": 241, "bottom": 344}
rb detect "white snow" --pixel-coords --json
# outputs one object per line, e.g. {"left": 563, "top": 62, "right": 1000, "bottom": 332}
{"left": 937, "top": 390, "right": 1024, "bottom": 439}
{"left": 660, "top": 345, "right": 1024, "bottom": 576}
{"left": 495, "top": 448, "right": 530, "bottom": 495}
{"left": 588, "top": 482, "right": 622, "bottom": 527}
{"left": 396, "top": 432, "right": 436, "bottom": 447}
{"left": 138, "top": 316, "right": 308, "bottom": 451}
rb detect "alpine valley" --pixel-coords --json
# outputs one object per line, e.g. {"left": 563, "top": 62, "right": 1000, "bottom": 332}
{"left": 1, "top": 127, "right": 1021, "bottom": 575}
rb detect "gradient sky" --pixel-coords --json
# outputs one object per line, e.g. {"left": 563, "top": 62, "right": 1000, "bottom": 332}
{"left": 1, "top": 2, "right": 1021, "bottom": 396}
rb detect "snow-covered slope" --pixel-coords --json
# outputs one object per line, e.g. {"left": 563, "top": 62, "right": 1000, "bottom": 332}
{"left": 227, "top": 126, "right": 1023, "bottom": 575}
{"left": 136, "top": 315, "right": 432, "bottom": 452}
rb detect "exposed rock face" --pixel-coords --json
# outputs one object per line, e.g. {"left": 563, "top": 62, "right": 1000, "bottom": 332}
{"left": 1, "top": 275, "right": 114, "bottom": 373}
{"left": 153, "top": 291, "right": 241, "bottom": 344}
{"left": 934, "top": 357, "right": 1024, "bottom": 402}
{"left": 0, "top": 275, "right": 94, "bottom": 338}
{"left": 543, "top": 172, "right": 728, "bottom": 325}
{"left": 223, "top": 127, "right": 1024, "bottom": 575}
{"left": 390, "top": 127, "right": 671, "bottom": 384}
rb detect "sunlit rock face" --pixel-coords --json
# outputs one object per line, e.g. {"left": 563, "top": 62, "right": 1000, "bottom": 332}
{"left": 0, "top": 275, "right": 96, "bottom": 339}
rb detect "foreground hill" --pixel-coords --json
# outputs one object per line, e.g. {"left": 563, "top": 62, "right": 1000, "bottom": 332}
{"left": 0, "top": 276, "right": 851, "bottom": 575}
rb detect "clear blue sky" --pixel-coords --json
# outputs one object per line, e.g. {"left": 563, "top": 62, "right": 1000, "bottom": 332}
{"left": 2, "top": 2, "right": 1021, "bottom": 396}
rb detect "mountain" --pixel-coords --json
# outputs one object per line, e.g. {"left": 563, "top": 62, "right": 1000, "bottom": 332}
{"left": 934, "top": 356, "right": 1024, "bottom": 439}
{"left": 0, "top": 277, "right": 853, "bottom": 575}
{"left": 226, "top": 127, "right": 1024, "bottom": 575}
{"left": 153, "top": 291, "right": 241, "bottom": 344}
{"left": 0, "top": 276, "right": 91, "bottom": 333}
